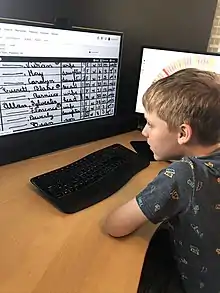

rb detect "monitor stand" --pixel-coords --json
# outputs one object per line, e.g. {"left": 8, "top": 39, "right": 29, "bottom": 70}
{"left": 130, "top": 140, "right": 155, "bottom": 161}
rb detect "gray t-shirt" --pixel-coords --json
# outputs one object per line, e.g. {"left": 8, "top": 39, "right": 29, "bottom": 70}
{"left": 136, "top": 152, "right": 220, "bottom": 293}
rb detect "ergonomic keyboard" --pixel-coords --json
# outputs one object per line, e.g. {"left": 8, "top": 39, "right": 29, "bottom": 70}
{"left": 30, "top": 144, "right": 150, "bottom": 214}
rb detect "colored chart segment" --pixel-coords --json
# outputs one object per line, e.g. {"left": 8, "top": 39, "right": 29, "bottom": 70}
{"left": 153, "top": 55, "right": 216, "bottom": 82}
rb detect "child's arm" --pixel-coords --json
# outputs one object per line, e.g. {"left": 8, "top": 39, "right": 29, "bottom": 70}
{"left": 104, "top": 198, "right": 147, "bottom": 237}
{"left": 104, "top": 161, "right": 193, "bottom": 238}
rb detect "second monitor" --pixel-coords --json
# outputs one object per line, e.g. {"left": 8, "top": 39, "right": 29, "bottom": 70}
{"left": 132, "top": 47, "right": 220, "bottom": 159}
{"left": 136, "top": 47, "right": 220, "bottom": 114}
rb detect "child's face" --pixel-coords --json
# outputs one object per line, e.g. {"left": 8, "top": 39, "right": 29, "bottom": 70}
{"left": 142, "top": 111, "right": 184, "bottom": 161}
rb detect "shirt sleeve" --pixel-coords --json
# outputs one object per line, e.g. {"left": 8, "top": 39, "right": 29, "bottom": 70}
{"left": 136, "top": 160, "right": 194, "bottom": 224}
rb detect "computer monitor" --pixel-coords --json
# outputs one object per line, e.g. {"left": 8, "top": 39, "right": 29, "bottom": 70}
{"left": 0, "top": 18, "right": 123, "bottom": 165}
{"left": 136, "top": 47, "right": 220, "bottom": 114}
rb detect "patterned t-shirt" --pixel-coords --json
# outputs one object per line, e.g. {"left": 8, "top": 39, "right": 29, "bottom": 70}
{"left": 136, "top": 152, "right": 220, "bottom": 293}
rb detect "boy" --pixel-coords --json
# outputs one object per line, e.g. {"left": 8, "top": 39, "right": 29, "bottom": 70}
{"left": 104, "top": 68, "right": 220, "bottom": 293}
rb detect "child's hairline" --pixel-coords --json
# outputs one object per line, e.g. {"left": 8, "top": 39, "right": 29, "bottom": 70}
{"left": 142, "top": 99, "right": 193, "bottom": 133}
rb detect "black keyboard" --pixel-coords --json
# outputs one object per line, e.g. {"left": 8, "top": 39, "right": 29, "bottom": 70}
{"left": 30, "top": 144, "right": 150, "bottom": 214}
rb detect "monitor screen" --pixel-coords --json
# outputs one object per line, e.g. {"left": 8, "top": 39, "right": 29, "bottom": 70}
{"left": 135, "top": 47, "right": 220, "bottom": 114}
{"left": 0, "top": 19, "right": 122, "bottom": 136}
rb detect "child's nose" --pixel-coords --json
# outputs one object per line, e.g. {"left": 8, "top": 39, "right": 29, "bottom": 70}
{"left": 142, "top": 124, "right": 149, "bottom": 138}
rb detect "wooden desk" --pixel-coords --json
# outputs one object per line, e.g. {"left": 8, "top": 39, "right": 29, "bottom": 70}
{"left": 0, "top": 131, "right": 169, "bottom": 293}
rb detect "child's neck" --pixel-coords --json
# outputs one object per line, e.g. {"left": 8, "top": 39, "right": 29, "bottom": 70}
{"left": 184, "top": 143, "right": 220, "bottom": 157}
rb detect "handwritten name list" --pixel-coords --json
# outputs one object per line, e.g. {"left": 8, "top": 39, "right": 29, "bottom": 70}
{"left": 0, "top": 59, "right": 118, "bottom": 135}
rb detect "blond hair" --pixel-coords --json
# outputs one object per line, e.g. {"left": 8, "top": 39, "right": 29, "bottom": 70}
{"left": 142, "top": 68, "right": 220, "bottom": 145}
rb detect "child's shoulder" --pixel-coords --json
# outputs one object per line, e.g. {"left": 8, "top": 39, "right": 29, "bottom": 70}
{"left": 158, "top": 158, "right": 193, "bottom": 181}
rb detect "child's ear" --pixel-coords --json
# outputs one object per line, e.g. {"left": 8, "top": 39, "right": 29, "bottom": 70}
{"left": 177, "top": 123, "right": 192, "bottom": 145}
